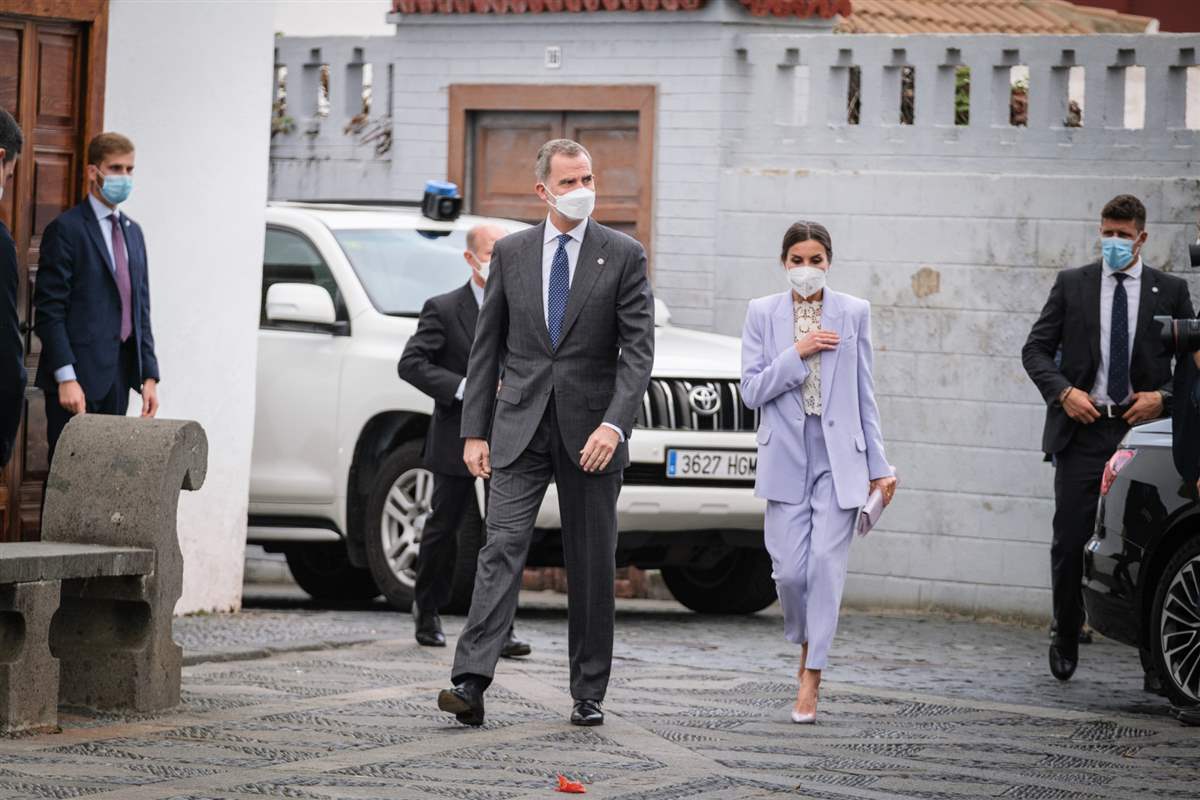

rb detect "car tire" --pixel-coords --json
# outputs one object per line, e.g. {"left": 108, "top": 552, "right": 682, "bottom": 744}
{"left": 284, "top": 543, "right": 380, "bottom": 605}
{"left": 363, "top": 442, "right": 485, "bottom": 613}
{"left": 661, "top": 548, "right": 778, "bottom": 614}
{"left": 1149, "top": 534, "right": 1200, "bottom": 707}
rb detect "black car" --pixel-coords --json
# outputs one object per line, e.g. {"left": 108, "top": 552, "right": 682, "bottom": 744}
{"left": 1084, "top": 418, "right": 1200, "bottom": 707}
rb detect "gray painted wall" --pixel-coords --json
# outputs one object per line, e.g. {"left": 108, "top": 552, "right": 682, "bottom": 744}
{"left": 270, "top": 19, "right": 1200, "bottom": 619}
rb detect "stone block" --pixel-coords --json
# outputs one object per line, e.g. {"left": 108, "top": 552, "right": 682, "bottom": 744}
{"left": 0, "top": 581, "right": 60, "bottom": 733}
{"left": 0, "top": 544, "right": 153, "bottom": 584}
{"left": 41, "top": 415, "right": 208, "bottom": 714}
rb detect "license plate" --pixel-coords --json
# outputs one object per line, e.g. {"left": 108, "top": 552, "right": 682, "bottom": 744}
{"left": 666, "top": 449, "right": 756, "bottom": 480}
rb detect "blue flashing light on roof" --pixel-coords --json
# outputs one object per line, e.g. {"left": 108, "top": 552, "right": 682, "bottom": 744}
{"left": 422, "top": 180, "right": 463, "bottom": 221}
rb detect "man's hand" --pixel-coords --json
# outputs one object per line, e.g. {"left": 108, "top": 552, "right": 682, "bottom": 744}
{"left": 580, "top": 425, "right": 620, "bottom": 473}
{"left": 463, "top": 437, "right": 491, "bottom": 479}
{"left": 869, "top": 475, "right": 899, "bottom": 507}
{"left": 58, "top": 380, "right": 86, "bottom": 416}
{"left": 1062, "top": 387, "right": 1099, "bottom": 424}
{"left": 141, "top": 379, "right": 159, "bottom": 418}
{"left": 1123, "top": 391, "right": 1164, "bottom": 425}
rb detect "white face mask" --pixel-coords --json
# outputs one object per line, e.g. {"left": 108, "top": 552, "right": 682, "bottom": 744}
{"left": 785, "top": 265, "right": 827, "bottom": 298}
{"left": 474, "top": 260, "right": 490, "bottom": 282}
{"left": 545, "top": 185, "right": 596, "bottom": 221}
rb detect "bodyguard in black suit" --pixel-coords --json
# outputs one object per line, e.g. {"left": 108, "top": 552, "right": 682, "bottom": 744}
{"left": 34, "top": 133, "right": 160, "bottom": 462}
{"left": 0, "top": 110, "right": 24, "bottom": 469}
{"left": 1023, "top": 194, "right": 1194, "bottom": 681}
{"left": 397, "top": 223, "right": 529, "bottom": 658}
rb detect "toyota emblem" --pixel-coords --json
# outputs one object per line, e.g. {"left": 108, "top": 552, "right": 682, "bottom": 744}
{"left": 688, "top": 385, "right": 722, "bottom": 417}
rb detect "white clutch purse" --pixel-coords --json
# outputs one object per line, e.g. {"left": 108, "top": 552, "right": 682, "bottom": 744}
{"left": 856, "top": 468, "right": 896, "bottom": 537}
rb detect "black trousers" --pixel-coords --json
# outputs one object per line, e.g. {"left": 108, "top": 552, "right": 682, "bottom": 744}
{"left": 45, "top": 340, "right": 135, "bottom": 465}
{"left": 1051, "top": 418, "right": 1129, "bottom": 644}
{"left": 415, "top": 472, "right": 487, "bottom": 614}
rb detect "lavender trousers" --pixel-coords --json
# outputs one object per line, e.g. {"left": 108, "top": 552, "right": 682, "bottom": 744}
{"left": 763, "top": 413, "right": 857, "bottom": 670}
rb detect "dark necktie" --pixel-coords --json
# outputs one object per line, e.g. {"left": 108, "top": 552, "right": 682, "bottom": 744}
{"left": 548, "top": 233, "right": 571, "bottom": 349}
{"left": 1108, "top": 272, "right": 1129, "bottom": 404}
{"left": 111, "top": 214, "right": 133, "bottom": 342}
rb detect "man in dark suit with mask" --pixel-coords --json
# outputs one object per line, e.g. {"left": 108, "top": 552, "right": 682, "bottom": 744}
{"left": 438, "top": 139, "right": 655, "bottom": 728}
{"left": 0, "top": 108, "right": 24, "bottom": 469}
{"left": 398, "top": 222, "right": 529, "bottom": 658}
{"left": 1023, "top": 194, "right": 1194, "bottom": 682}
{"left": 33, "top": 132, "right": 160, "bottom": 462}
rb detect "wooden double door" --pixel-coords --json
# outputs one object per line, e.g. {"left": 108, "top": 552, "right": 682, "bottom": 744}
{"left": 448, "top": 86, "right": 656, "bottom": 256}
{"left": 0, "top": 2, "right": 107, "bottom": 542}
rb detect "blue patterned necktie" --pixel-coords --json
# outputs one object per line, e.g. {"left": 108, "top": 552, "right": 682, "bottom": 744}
{"left": 548, "top": 233, "right": 572, "bottom": 348}
{"left": 1108, "top": 272, "right": 1130, "bottom": 404}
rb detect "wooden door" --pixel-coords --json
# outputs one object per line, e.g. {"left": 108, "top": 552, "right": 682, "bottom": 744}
{"left": 0, "top": 2, "right": 106, "bottom": 542}
{"left": 470, "top": 110, "right": 644, "bottom": 244}
{"left": 449, "top": 85, "right": 656, "bottom": 258}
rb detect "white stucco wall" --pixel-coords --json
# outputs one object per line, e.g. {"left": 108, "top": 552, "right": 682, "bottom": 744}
{"left": 105, "top": 0, "right": 275, "bottom": 613}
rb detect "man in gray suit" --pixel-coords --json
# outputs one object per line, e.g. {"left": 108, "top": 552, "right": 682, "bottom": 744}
{"left": 437, "top": 139, "right": 654, "bottom": 727}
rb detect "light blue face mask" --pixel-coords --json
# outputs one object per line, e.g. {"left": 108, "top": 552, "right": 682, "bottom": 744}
{"left": 99, "top": 173, "right": 133, "bottom": 205}
{"left": 1101, "top": 236, "right": 1135, "bottom": 271}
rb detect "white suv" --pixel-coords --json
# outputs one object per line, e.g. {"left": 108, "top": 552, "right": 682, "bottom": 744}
{"left": 250, "top": 202, "right": 772, "bottom": 614}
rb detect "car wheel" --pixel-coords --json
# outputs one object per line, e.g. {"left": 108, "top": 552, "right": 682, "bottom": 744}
{"left": 661, "top": 548, "right": 778, "bottom": 614}
{"left": 363, "top": 443, "right": 486, "bottom": 613}
{"left": 1151, "top": 535, "right": 1200, "bottom": 707}
{"left": 364, "top": 442, "right": 429, "bottom": 611}
{"left": 284, "top": 542, "right": 379, "bottom": 605}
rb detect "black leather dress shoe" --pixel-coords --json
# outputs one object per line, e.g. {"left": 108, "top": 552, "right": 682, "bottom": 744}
{"left": 500, "top": 629, "right": 532, "bottom": 659}
{"left": 1049, "top": 640, "right": 1078, "bottom": 681}
{"left": 570, "top": 699, "right": 604, "bottom": 726}
{"left": 437, "top": 682, "right": 485, "bottom": 726}
{"left": 415, "top": 611, "right": 445, "bottom": 647}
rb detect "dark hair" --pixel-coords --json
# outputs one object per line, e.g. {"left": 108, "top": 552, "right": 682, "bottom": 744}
{"left": 1101, "top": 194, "right": 1147, "bottom": 231}
{"left": 780, "top": 220, "right": 833, "bottom": 262}
{"left": 0, "top": 108, "right": 22, "bottom": 165}
{"left": 87, "top": 131, "right": 134, "bottom": 166}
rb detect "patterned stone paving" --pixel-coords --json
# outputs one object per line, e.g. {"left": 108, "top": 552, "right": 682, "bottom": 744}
{"left": 1, "top": 635, "right": 1198, "bottom": 799}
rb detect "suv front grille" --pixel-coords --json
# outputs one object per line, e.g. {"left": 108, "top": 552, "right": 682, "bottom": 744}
{"left": 634, "top": 379, "right": 758, "bottom": 432}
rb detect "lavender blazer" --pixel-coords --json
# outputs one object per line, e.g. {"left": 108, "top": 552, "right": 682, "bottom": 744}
{"left": 740, "top": 289, "right": 892, "bottom": 510}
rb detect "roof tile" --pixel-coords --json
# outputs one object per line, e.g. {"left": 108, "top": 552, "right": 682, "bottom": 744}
{"left": 392, "top": 0, "right": 850, "bottom": 16}
{"left": 836, "top": 0, "right": 1153, "bottom": 34}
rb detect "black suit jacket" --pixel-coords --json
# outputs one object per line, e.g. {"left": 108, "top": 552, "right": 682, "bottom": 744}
{"left": 33, "top": 198, "right": 159, "bottom": 399}
{"left": 0, "top": 220, "right": 25, "bottom": 468}
{"left": 398, "top": 281, "right": 479, "bottom": 477}
{"left": 1022, "top": 261, "right": 1194, "bottom": 456}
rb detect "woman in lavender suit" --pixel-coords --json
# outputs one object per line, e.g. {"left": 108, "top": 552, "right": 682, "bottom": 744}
{"left": 740, "top": 221, "right": 897, "bottom": 724}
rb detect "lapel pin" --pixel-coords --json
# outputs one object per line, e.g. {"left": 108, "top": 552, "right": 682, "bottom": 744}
{"left": 1152, "top": 286, "right": 1159, "bottom": 293}
{"left": 597, "top": 257, "right": 605, "bottom": 265}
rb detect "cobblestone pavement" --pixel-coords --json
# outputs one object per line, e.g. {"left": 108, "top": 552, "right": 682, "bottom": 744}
{"left": 0, "top": 586, "right": 1196, "bottom": 799}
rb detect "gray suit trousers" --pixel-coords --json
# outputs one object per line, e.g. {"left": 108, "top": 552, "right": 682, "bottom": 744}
{"left": 452, "top": 403, "right": 621, "bottom": 701}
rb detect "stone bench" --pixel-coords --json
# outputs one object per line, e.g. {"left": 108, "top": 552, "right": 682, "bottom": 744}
{"left": 0, "top": 416, "right": 207, "bottom": 734}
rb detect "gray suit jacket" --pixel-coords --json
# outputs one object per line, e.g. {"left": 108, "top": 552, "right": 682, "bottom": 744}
{"left": 461, "top": 219, "right": 654, "bottom": 475}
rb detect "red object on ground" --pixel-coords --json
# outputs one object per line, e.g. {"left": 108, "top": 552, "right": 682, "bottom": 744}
{"left": 556, "top": 774, "right": 587, "bottom": 793}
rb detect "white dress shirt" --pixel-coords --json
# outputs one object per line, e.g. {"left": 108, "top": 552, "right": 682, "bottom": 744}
{"left": 1091, "top": 258, "right": 1142, "bottom": 406}
{"left": 454, "top": 280, "right": 486, "bottom": 401}
{"left": 55, "top": 195, "right": 123, "bottom": 384}
{"left": 542, "top": 214, "right": 587, "bottom": 327}
{"left": 540, "top": 215, "right": 624, "bottom": 441}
